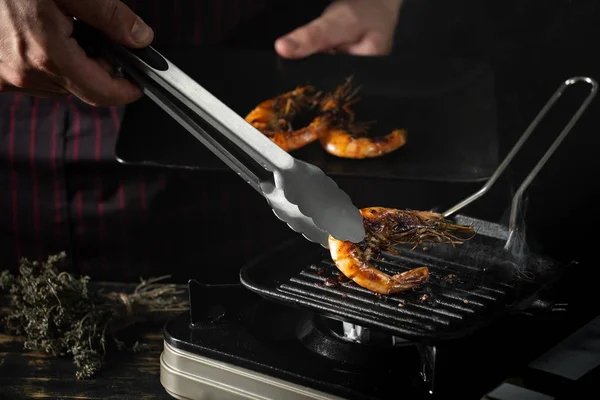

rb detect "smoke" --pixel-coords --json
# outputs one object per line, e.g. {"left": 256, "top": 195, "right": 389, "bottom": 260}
{"left": 502, "top": 194, "right": 535, "bottom": 281}
{"left": 434, "top": 201, "right": 555, "bottom": 287}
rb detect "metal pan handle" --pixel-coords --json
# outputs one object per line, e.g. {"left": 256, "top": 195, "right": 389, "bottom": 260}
{"left": 442, "top": 77, "right": 598, "bottom": 249}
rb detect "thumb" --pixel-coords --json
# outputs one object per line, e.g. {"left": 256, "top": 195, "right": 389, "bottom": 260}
{"left": 275, "top": 15, "right": 361, "bottom": 59}
{"left": 59, "top": 0, "right": 154, "bottom": 48}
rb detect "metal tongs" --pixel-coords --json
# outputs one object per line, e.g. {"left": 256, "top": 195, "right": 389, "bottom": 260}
{"left": 75, "top": 23, "right": 365, "bottom": 248}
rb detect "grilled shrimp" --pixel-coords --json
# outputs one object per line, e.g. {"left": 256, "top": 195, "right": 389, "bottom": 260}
{"left": 320, "top": 127, "right": 407, "bottom": 159}
{"left": 262, "top": 123, "right": 330, "bottom": 152}
{"left": 245, "top": 86, "right": 319, "bottom": 130}
{"left": 245, "top": 86, "right": 322, "bottom": 151}
{"left": 318, "top": 77, "right": 408, "bottom": 159}
{"left": 328, "top": 207, "right": 475, "bottom": 295}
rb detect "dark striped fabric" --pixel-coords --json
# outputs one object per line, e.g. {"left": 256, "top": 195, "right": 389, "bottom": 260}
{"left": 0, "top": 0, "right": 329, "bottom": 283}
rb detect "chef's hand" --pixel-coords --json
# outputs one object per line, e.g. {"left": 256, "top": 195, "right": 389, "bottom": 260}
{"left": 274, "top": 0, "right": 402, "bottom": 59}
{"left": 0, "top": 0, "right": 154, "bottom": 106}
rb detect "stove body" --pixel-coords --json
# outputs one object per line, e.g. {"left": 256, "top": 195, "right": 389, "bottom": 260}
{"left": 159, "top": 215, "right": 596, "bottom": 399}
{"left": 159, "top": 282, "right": 596, "bottom": 400}
{"left": 161, "top": 209, "right": 600, "bottom": 400}
{"left": 161, "top": 282, "right": 428, "bottom": 400}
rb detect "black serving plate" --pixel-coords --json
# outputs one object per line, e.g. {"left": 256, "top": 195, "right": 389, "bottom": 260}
{"left": 115, "top": 49, "right": 499, "bottom": 182}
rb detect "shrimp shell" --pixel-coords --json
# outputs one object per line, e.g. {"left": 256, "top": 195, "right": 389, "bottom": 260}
{"left": 320, "top": 128, "right": 407, "bottom": 159}
{"left": 264, "top": 122, "right": 330, "bottom": 152}
{"left": 245, "top": 86, "right": 319, "bottom": 129}
{"left": 329, "top": 238, "right": 430, "bottom": 295}
{"left": 328, "top": 207, "right": 475, "bottom": 295}
{"left": 245, "top": 86, "right": 323, "bottom": 151}
{"left": 317, "top": 77, "right": 408, "bottom": 159}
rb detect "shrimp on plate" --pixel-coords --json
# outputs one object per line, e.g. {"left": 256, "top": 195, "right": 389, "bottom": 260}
{"left": 317, "top": 77, "right": 408, "bottom": 159}
{"left": 319, "top": 123, "right": 408, "bottom": 159}
{"left": 256, "top": 121, "right": 331, "bottom": 152}
{"left": 328, "top": 207, "right": 475, "bottom": 295}
{"left": 244, "top": 86, "right": 324, "bottom": 151}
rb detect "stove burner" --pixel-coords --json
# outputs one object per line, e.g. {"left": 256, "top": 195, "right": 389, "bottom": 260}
{"left": 294, "top": 315, "right": 419, "bottom": 371}
{"left": 328, "top": 318, "right": 442, "bottom": 392}
{"left": 342, "top": 322, "right": 369, "bottom": 343}
{"left": 295, "top": 315, "right": 439, "bottom": 393}
{"left": 339, "top": 322, "right": 411, "bottom": 346}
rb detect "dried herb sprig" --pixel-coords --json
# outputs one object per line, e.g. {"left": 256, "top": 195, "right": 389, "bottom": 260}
{"left": 0, "top": 253, "right": 188, "bottom": 379}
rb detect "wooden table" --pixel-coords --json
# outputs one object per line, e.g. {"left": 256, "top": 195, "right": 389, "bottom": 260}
{"left": 0, "top": 283, "right": 186, "bottom": 400}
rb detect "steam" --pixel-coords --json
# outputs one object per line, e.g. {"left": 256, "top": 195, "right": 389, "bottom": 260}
{"left": 430, "top": 194, "right": 554, "bottom": 286}
{"left": 502, "top": 195, "right": 535, "bottom": 281}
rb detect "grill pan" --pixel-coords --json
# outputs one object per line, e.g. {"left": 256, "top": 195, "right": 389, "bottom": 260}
{"left": 239, "top": 219, "right": 559, "bottom": 341}
{"left": 240, "top": 77, "right": 598, "bottom": 342}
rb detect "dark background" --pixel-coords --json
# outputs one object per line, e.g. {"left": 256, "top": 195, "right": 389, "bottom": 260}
{"left": 393, "top": 0, "right": 599, "bottom": 261}
{"left": 117, "top": 0, "right": 600, "bottom": 282}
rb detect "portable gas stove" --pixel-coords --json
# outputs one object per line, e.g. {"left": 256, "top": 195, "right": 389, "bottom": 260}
{"left": 158, "top": 78, "right": 598, "bottom": 399}
{"left": 157, "top": 227, "right": 566, "bottom": 400}
{"left": 159, "top": 269, "right": 600, "bottom": 400}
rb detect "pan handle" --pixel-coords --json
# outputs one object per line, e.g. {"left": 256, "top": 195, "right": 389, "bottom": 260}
{"left": 442, "top": 77, "right": 598, "bottom": 249}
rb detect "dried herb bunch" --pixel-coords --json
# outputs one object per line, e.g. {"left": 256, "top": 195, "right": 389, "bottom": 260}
{"left": 0, "top": 253, "right": 188, "bottom": 379}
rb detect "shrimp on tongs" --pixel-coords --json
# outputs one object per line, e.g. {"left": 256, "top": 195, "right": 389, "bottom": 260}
{"left": 329, "top": 207, "right": 475, "bottom": 295}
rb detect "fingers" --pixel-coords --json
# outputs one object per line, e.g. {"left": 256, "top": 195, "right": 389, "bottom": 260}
{"left": 339, "top": 34, "right": 393, "bottom": 56}
{"left": 1, "top": 68, "right": 70, "bottom": 98}
{"left": 274, "top": 0, "right": 401, "bottom": 59}
{"left": 51, "top": 0, "right": 146, "bottom": 106}
{"left": 95, "top": 56, "right": 125, "bottom": 79}
{"left": 58, "top": 0, "right": 154, "bottom": 48}
{"left": 57, "top": 37, "right": 143, "bottom": 107}
{"left": 0, "top": 0, "right": 144, "bottom": 107}
{"left": 275, "top": 11, "right": 362, "bottom": 59}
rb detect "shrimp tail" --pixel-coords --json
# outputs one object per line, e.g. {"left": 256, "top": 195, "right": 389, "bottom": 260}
{"left": 391, "top": 267, "right": 430, "bottom": 289}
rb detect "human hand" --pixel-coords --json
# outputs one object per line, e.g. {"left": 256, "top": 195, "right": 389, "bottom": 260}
{"left": 0, "top": 0, "right": 154, "bottom": 106}
{"left": 274, "top": 0, "right": 403, "bottom": 59}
